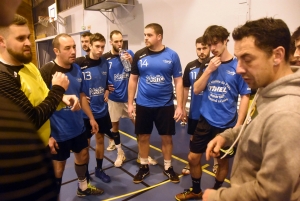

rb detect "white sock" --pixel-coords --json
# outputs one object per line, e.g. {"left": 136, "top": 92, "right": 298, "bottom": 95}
{"left": 116, "top": 144, "right": 122, "bottom": 152}
{"left": 164, "top": 159, "right": 171, "bottom": 170}
{"left": 140, "top": 157, "right": 148, "bottom": 165}
{"left": 78, "top": 178, "right": 88, "bottom": 191}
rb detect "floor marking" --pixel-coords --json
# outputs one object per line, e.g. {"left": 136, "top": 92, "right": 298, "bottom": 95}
{"left": 119, "top": 130, "right": 189, "bottom": 163}
{"left": 119, "top": 130, "right": 231, "bottom": 184}
{"left": 102, "top": 164, "right": 209, "bottom": 201}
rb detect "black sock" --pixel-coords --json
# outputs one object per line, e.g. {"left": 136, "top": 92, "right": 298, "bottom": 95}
{"left": 96, "top": 158, "right": 103, "bottom": 170}
{"left": 74, "top": 163, "right": 87, "bottom": 181}
{"left": 213, "top": 178, "right": 224, "bottom": 190}
{"left": 85, "top": 164, "right": 90, "bottom": 183}
{"left": 191, "top": 177, "right": 201, "bottom": 194}
{"left": 112, "top": 131, "right": 121, "bottom": 145}
{"left": 55, "top": 177, "right": 62, "bottom": 195}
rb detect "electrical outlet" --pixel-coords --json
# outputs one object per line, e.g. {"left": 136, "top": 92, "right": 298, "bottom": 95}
{"left": 87, "top": 25, "right": 91, "bottom": 30}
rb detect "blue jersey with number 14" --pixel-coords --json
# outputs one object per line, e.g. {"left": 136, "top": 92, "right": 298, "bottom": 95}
{"left": 131, "top": 47, "right": 182, "bottom": 107}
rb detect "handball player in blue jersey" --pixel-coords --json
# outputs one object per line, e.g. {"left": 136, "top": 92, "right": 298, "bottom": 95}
{"left": 103, "top": 30, "right": 157, "bottom": 167}
{"left": 181, "top": 36, "right": 211, "bottom": 176}
{"left": 40, "top": 34, "right": 103, "bottom": 197}
{"left": 80, "top": 32, "right": 92, "bottom": 55}
{"left": 176, "top": 26, "right": 250, "bottom": 200}
{"left": 128, "top": 23, "right": 184, "bottom": 184}
{"left": 75, "top": 33, "right": 112, "bottom": 183}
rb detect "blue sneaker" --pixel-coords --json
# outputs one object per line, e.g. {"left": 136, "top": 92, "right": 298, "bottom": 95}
{"left": 95, "top": 167, "right": 111, "bottom": 183}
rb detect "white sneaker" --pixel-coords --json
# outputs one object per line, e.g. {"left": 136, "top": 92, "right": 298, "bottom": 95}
{"left": 106, "top": 140, "right": 116, "bottom": 151}
{"left": 147, "top": 156, "right": 157, "bottom": 165}
{"left": 114, "top": 150, "right": 126, "bottom": 167}
{"left": 182, "top": 164, "right": 190, "bottom": 175}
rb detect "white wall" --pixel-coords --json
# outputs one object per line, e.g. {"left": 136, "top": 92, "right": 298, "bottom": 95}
{"left": 104, "top": 0, "right": 300, "bottom": 69}
{"left": 56, "top": 4, "right": 108, "bottom": 56}
{"left": 39, "top": 0, "right": 300, "bottom": 67}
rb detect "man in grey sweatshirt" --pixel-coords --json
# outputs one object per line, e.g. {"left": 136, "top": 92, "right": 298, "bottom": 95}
{"left": 203, "top": 18, "right": 300, "bottom": 201}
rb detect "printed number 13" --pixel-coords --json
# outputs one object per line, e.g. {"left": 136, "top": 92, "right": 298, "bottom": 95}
{"left": 82, "top": 71, "right": 92, "bottom": 80}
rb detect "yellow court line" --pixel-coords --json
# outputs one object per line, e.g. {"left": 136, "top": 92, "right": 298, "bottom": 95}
{"left": 119, "top": 130, "right": 188, "bottom": 164}
{"left": 102, "top": 164, "right": 210, "bottom": 201}
{"left": 119, "top": 130, "right": 230, "bottom": 184}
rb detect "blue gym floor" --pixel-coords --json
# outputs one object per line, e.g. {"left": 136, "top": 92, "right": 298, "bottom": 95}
{"left": 60, "top": 118, "right": 232, "bottom": 201}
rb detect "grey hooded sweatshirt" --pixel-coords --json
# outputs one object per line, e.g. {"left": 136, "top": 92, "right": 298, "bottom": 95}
{"left": 208, "top": 68, "right": 300, "bottom": 201}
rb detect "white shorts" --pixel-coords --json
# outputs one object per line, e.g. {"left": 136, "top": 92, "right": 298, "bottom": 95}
{"left": 108, "top": 99, "right": 130, "bottom": 122}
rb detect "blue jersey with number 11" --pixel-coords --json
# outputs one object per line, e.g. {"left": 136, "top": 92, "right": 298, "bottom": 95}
{"left": 183, "top": 59, "right": 203, "bottom": 120}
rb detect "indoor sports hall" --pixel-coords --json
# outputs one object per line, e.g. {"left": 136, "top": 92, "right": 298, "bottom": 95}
{"left": 60, "top": 118, "right": 231, "bottom": 201}
{"left": 2, "top": 0, "right": 300, "bottom": 201}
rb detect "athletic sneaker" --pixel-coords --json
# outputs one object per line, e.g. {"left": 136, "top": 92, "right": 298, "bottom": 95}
{"left": 95, "top": 167, "right": 111, "bottom": 183}
{"left": 181, "top": 164, "right": 190, "bottom": 175}
{"left": 106, "top": 140, "right": 116, "bottom": 151}
{"left": 114, "top": 150, "right": 126, "bottom": 167}
{"left": 77, "top": 183, "right": 104, "bottom": 197}
{"left": 136, "top": 155, "right": 158, "bottom": 165}
{"left": 175, "top": 188, "right": 202, "bottom": 201}
{"left": 164, "top": 166, "right": 179, "bottom": 183}
{"left": 133, "top": 164, "right": 149, "bottom": 184}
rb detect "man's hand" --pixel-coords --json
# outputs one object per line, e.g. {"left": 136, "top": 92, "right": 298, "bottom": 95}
{"left": 128, "top": 104, "right": 136, "bottom": 119}
{"left": 203, "top": 189, "right": 216, "bottom": 201}
{"left": 206, "top": 135, "right": 226, "bottom": 160}
{"left": 62, "top": 95, "right": 81, "bottom": 111}
{"left": 207, "top": 57, "right": 221, "bottom": 73}
{"left": 104, "top": 90, "right": 109, "bottom": 102}
{"left": 52, "top": 72, "right": 69, "bottom": 91}
{"left": 90, "top": 119, "right": 99, "bottom": 134}
{"left": 108, "top": 84, "right": 115, "bottom": 93}
{"left": 124, "top": 52, "right": 133, "bottom": 64}
{"left": 173, "top": 106, "right": 183, "bottom": 122}
{"left": 48, "top": 137, "right": 59, "bottom": 154}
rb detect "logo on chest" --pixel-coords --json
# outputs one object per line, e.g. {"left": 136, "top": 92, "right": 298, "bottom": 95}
{"left": 89, "top": 87, "right": 105, "bottom": 96}
{"left": 114, "top": 73, "right": 129, "bottom": 81}
{"left": 146, "top": 75, "right": 165, "bottom": 84}
{"left": 163, "top": 60, "right": 172, "bottom": 64}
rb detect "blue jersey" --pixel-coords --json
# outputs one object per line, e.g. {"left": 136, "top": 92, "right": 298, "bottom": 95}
{"left": 40, "top": 62, "right": 85, "bottom": 142}
{"left": 103, "top": 50, "right": 134, "bottom": 102}
{"left": 131, "top": 47, "right": 182, "bottom": 107}
{"left": 75, "top": 55, "right": 109, "bottom": 119}
{"left": 200, "top": 57, "right": 250, "bottom": 128}
{"left": 183, "top": 59, "right": 203, "bottom": 120}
